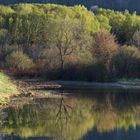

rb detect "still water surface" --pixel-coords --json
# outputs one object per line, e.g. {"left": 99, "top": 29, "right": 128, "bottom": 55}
{"left": 1, "top": 89, "right": 140, "bottom": 140}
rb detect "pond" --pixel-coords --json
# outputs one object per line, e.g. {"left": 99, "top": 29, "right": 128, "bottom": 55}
{"left": 0, "top": 89, "right": 140, "bottom": 140}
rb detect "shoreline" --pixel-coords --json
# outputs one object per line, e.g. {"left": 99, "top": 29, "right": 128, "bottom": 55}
{"left": 18, "top": 79, "right": 140, "bottom": 90}
{"left": 1, "top": 79, "right": 140, "bottom": 108}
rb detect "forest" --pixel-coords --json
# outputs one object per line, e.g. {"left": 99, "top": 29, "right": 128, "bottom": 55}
{"left": 0, "top": 4, "right": 140, "bottom": 81}
{"left": 1, "top": 0, "right": 140, "bottom": 14}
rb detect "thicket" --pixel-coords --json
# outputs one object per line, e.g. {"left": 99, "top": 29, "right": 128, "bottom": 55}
{"left": 1, "top": 0, "right": 140, "bottom": 14}
{"left": 0, "top": 4, "right": 140, "bottom": 81}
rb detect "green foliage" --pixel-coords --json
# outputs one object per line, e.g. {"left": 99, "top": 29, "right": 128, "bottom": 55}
{"left": 96, "top": 8, "right": 140, "bottom": 42}
{"left": 96, "top": 15, "right": 111, "bottom": 31}
{"left": 0, "top": 44, "right": 19, "bottom": 64}
{"left": 44, "top": 17, "right": 92, "bottom": 71}
{"left": 0, "top": 4, "right": 111, "bottom": 35}
{"left": 131, "top": 30, "right": 140, "bottom": 49}
{"left": 0, "top": 5, "right": 14, "bottom": 14}
{"left": 6, "top": 51, "right": 33, "bottom": 72}
{"left": 112, "top": 46, "right": 140, "bottom": 77}
{"left": 0, "top": 4, "right": 139, "bottom": 80}
{"left": 0, "top": 29, "right": 8, "bottom": 46}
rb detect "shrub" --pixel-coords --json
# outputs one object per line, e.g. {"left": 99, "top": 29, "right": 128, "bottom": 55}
{"left": 131, "top": 30, "right": 140, "bottom": 49}
{"left": 0, "top": 29, "right": 8, "bottom": 46}
{"left": 0, "top": 44, "right": 20, "bottom": 67}
{"left": 6, "top": 51, "right": 33, "bottom": 72}
{"left": 91, "top": 31, "right": 118, "bottom": 80}
{"left": 0, "top": 44, "right": 19, "bottom": 58}
{"left": 92, "top": 31, "right": 118, "bottom": 65}
{"left": 112, "top": 45, "right": 140, "bottom": 78}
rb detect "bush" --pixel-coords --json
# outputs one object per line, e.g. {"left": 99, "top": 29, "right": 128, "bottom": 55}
{"left": 112, "top": 45, "right": 140, "bottom": 78}
{"left": 0, "top": 29, "right": 8, "bottom": 46}
{"left": 91, "top": 31, "right": 118, "bottom": 80}
{"left": 6, "top": 51, "right": 33, "bottom": 72}
{"left": 92, "top": 31, "right": 118, "bottom": 65}
{"left": 0, "top": 44, "right": 19, "bottom": 67}
{"left": 0, "top": 44, "right": 19, "bottom": 59}
{"left": 131, "top": 30, "right": 140, "bottom": 49}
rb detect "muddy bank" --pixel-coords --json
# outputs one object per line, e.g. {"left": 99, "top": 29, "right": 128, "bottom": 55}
{"left": 17, "top": 79, "right": 140, "bottom": 91}
{"left": 2, "top": 79, "right": 140, "bottom": 109}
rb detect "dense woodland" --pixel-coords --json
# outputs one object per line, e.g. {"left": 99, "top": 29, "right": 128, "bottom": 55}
{"left": 1, "top": 0, "right": 140, "bottom": 14}
{"left": 0, "top": 4, "right": 140, "bottom": 81}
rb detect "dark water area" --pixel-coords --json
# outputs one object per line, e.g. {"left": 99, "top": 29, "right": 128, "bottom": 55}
{"left": 1, "top": 89, "right": 140, "bottom": 140}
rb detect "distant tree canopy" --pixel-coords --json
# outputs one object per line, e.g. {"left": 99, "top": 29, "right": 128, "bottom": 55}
{"left": 1, "top": 0, "right": 140, "bottom": 14}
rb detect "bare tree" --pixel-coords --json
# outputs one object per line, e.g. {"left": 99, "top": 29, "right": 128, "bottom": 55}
{"left": 45, "top": 18, "right": 91, "bottom": 71}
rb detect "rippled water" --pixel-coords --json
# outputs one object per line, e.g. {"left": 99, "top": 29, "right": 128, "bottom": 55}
{"left": 0, "top": 89, "right": 140, "bottom": 140}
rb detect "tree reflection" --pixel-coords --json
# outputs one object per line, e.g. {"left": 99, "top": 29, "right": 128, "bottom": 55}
{"left": 0, "top": 90, "right": 140, "bottom": 139}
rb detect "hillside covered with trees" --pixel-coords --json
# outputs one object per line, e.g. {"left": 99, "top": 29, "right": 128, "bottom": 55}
{"left": 1, "top": 0, "right": 140, "bottom": 14}
{"left": 0, "top": 4, "right": 140, "bottom": 81}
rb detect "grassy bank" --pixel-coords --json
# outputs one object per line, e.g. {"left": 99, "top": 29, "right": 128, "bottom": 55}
{"left": 0, "top": 72, "right": 19, "bottom": 105}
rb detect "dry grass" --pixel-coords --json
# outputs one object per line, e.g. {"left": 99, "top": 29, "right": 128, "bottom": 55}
{"left": 0, "top": 72, "right": 19, "bottom": 105}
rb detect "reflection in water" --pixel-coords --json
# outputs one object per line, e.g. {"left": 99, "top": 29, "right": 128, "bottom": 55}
{"left": 0, "top": 90, "right": 140, "bottom": 140}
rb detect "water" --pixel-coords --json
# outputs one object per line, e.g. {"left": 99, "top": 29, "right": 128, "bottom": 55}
{"left": 0, "top": 89, "right": 140, "bottom": 140}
